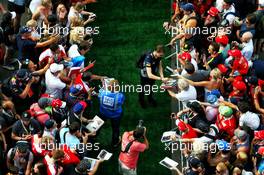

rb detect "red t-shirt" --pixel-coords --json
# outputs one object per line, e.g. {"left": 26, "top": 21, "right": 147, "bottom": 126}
{"left": 216, "top": 114, "right": 237, "bottom": 137}
{"left": 232, "top": 57, "right": 249, "bottom": 75}
{"left": 181, "top": 124, "right": 198, "bottom": 139}
{"left": 119, "top": 132, "right": 147, "bottom": 169}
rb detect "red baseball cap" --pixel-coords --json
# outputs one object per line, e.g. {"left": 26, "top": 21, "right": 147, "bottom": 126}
{"left": 258, "top": 147, "right": 264, "bottom": 155}
{"left": 255, "top": 130, "right": 264, "bottom": 140}
{"left": 233, "top": 80, "right": 247, "bottom": 91}
{"left": 208, "top": 7, "right": 219, "bottom": 17}
{"left": 215, "top": 35, "right": 229, "bottom": 46}
{"left": 51, "top": 99, "right": 66, "bottom": 108}
{"left": 258, "top": 79, "right": 264, "bottom": 87}
{"left": 178, "top": 52, "right": 192, "bottom": 62}
{"left": 217, "top": 64, "right": 228, "bottom": 74}
{"left": 178, "top": 120, "right": 187, "bottom": 131}
{"left": 228, "top": 49, "right": 242, "bottom": 58}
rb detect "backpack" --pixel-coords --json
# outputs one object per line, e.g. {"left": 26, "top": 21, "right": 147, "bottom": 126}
{"left": 136, "top": 51, "right": 151, "bottom": 69}
{"left": 29, "top": 103, "right": 50, "bottom": 125}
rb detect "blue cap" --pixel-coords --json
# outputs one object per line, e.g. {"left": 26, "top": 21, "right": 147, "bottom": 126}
{"left": 216, "top": 139, "right": 230, "bottom": 151}
{"left": 181, "top": 3, "right": 194, "bottom": 11}
{"left": 20, "top": 26, "right": 32, "bottom": 34}
{"left": 72, "top": 101, "right": 87, "bottom": 114}
{"left": 72, "top": 56, "right": 85, "bottom": 67}
{"left": 206, "top": 94, "right": 217, "bottom": 104}
{"left": 70, "top": 84, "right": 83, "bottom": 94}
{"left": 210, "top": 89, "right": 221, "bottom": 98}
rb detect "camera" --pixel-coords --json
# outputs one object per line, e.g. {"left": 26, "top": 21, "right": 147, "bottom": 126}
{"left": 137, "top": 120, "right": 144, "bottom": 130}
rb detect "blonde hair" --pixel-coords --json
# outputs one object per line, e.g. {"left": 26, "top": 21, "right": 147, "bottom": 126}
{"left": 216, "top": 162, "right": 228, "bottom": 172}
{"left": 108, "top": 80, "right": 120, "bottom": 92}
{"left": 26, "top": 19, "right": 37, "bottom": 28}
{"left": 210, "top": 68, "right": 222, "bottom": 80}
{"left": 41, "top": 0, "right": 51, "bottom": 7}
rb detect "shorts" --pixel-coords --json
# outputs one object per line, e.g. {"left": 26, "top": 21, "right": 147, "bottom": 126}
{"left": 8, "top": 2, "right": 25, "bottom": 14}
{"left": 118, "top": 160, "right": 137, "bottom": 175}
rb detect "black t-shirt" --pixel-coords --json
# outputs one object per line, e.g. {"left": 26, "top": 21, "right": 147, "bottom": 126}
{"left": 141, "top": 52, "right": 161, "bottom": 78}
{"left": 207, "top": 53, "right": 224, "bottom": 70}
{"left": 16, "top": 34, "right": 37, "bottom": 60}
{"left": 12, "top": 119, "right": 40, "bottom": 137}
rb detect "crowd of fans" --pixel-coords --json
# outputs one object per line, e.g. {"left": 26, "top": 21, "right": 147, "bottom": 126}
{"left": 161, "top": 0, "right": 264, "bottom": 174}
{"left": 0, "top": 0, "right": 264, "bottom": 175}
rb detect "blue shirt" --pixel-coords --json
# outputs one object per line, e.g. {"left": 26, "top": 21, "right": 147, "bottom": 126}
{"left": 98, "top": 89, "right": 125, "bottom": 118}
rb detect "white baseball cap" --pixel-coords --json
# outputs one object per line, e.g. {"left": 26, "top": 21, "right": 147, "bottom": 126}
{"left": 50, "top": 63, "right": 64, "bottom": 73}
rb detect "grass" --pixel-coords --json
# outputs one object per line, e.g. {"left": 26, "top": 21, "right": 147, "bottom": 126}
{"left": 84, "top": 0, "right": 174, "bottom": 174}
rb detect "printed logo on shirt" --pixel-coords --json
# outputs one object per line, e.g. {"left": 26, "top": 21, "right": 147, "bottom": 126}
{"left": 103, "top": 96, "right": 115, "bottom": 107}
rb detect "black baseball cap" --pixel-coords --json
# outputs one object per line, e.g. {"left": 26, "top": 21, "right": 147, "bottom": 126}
{"left": 21, "top": 111, "right": 32, "bottom": 121}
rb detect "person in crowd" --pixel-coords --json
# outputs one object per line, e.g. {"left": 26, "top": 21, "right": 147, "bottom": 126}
{"left": 6, "top": 141, "right": 34, "bottom": 175}
{"left": 11, "top": 111, "right": 41, "bottom": 142}
{"left": 167, "top": 78, "right": 197, "bottom": 107}
{"left": 119, "top": 126, "right": 149, "bottom": 175}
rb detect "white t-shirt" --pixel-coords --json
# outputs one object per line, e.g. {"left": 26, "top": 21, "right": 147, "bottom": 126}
{"left": 39, "top": 45, "right": 66, "bottom": 62}
{"left": 241, "top": 39, "right": 253, "bottom": 61}
{"left": 59, "top": 128, "right": 80, "bottom": 149}
{"left": 216, "top": 0, "right": 224, "bottom": 12}
{"left": 223, "top": 5, "right": 236, "bottom": 25}
{"left": 45, "top": 69, "right": 66, "bottom": 99}
{"left": 68, "top": 44, "right": 81, "bottom": 59}
{"left": 239, "top": 111, "right": 260, "bottom": 130}
{"left": 175, "top": 85, "right": 197, "bottom": 107}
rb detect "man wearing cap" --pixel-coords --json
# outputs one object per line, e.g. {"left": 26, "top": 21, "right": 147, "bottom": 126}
{"left": 16, "top": 26, "right": 59, "bottom": 62}
{"left": 215, "top": 35, "right": 230, "bottom": 59}
{"left": 228, "top": 49, "right": 249, "bottom": 76}
{"left": 45, "top": 63, "right": 68, "bottom": 99}
{"left": 216, "top": 105, "right": 236, "bottom": 137}
{"left": 1, "top": 69, "right": 37, "bottom": 114}
{"left": 170, "top": 3, "right": 198, "bottom": 46}
{"left": 177, "top": 51, "right": 198, "bottom": 75}
{"left": 173, "top": 117, "right": 198, "bottom": 139}
{"left": 229, "top": 77, "right": 247, "bottom": 103}
{"left": 138, "top": 45, "right": 167, "bottom": 108}
{"left": 11, "top": 111, "right": 41, "bottom": 142}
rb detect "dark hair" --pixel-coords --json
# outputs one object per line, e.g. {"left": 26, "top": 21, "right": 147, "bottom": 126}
{"left": 184, "top": 62, "right": 195, "bottom": 74}
{"left": 47, "top": 14, "right": 57, "bottom": 26}
{"left": 210, "top": 42, "right": 220, "bottom": 53}
{"left": 237, "top": 101, "right": 251, "bottom": 113}
{"left": 50, "top": 44, "right": 59, "bottom": 52}
{"left": 246, "top": 13, "right": 257, "bottom": 25}
{"left": 155, "top": 45, "right": 164, "bottom": 53}
{"left": 69, "top": 122, "right": 81, "bottom": 134}
{"left": 133, "top": 127, "right": 145, "bottom": 139}
{"left": 79, "top": 40, "right": 91, "bottom": 51}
